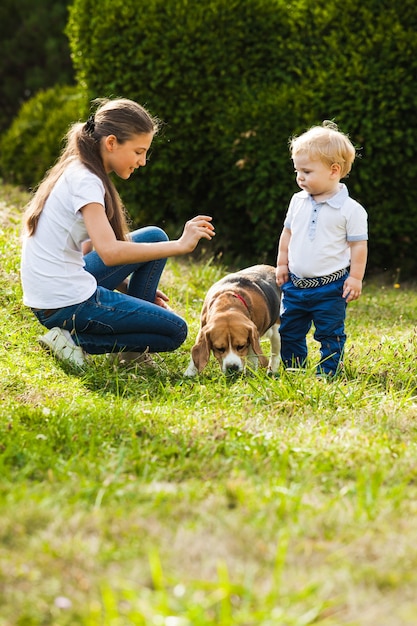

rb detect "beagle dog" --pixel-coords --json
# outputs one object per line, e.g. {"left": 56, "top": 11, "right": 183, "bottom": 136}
{"left": 184, "top": 264, "right": 281, "bottom": 376}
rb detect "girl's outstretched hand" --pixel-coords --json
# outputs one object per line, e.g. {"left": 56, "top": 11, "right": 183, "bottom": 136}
{"left": 179, "top": 215, "right": 215, "bottom": 253}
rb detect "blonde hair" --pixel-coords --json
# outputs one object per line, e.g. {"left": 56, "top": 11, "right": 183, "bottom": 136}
{"left": 290, "top": 120, "right": 356, "bottom": 178}
{"left": 24, "top": 98, "right": 160, "bottom": 240}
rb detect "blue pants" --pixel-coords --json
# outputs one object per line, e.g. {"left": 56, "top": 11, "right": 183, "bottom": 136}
{"left": 32, "top": 227, "right": 188, "bottom": 355}
{"left": 279, "top": 277, "right": 347, "bottom": 375}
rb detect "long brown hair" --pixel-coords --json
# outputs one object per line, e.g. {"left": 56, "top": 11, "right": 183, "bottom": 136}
{"left": 24, "top": 98, "right": 160, "bottom": 240}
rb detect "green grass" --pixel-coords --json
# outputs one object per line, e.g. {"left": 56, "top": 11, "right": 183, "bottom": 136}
{"left": 1, "top": 184, "right": 417, "bottom": 625}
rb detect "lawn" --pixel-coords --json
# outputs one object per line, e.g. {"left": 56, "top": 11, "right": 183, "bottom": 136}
{"left": 1, "top": 185, "right": 417, "bottom": 625}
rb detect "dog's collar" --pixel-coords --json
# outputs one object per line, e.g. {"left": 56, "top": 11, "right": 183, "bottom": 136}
{"left": 233, "top": 293, "right": 250, "bottom": 311}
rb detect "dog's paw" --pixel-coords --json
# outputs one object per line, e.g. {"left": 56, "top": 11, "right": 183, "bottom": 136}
{"left": 184, "top": 359, "right": 199, "bottom": 377}
{"left": 267, "top": 355, "right": 280, "bottom": 374}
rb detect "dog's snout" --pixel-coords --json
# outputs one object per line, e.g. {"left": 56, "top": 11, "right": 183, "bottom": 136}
{"left": 226, "top": 363, "right": 241, "bottom": 373}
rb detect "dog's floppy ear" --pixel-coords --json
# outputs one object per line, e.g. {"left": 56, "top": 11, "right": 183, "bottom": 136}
{"left": 191, "top": 329, "right": 212, "bottom": 373}
{"left": 248, "top": 325, "right": 268, "bottom": 368}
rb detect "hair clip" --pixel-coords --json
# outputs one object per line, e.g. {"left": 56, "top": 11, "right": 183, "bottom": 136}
{"left": 85, "top": 115, "right": 96, "bottom": 136}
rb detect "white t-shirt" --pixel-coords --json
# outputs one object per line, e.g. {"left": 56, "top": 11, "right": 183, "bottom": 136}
{"left": 21, "top": 161, "right": 105, "bottom": 308}
{"left": 284, "top": 184, "right": 368, "bottom": 278}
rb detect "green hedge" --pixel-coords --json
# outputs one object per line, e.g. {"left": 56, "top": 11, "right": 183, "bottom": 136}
{"left": 65, "top": 0, "right": 417, "bottom": 274}
{"left": 66, "top": 0, "right": 300, "bottom": 265}
{"left": 0, "top": 0, "right": 74, "bottom": 133}
{"left": 0, "top": 86, "right": 89, "bottom": 189}
{"left": 291, "top": 0, "right": 417, "bottom": 278}
{"left": 2, "top": 0, "right": 417, "bottom": 276}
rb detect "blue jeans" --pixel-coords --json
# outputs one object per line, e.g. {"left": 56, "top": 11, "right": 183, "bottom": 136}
{"left": 279, "top": 277, "right": 347, "bottom": 375}
{"left": 32, "top": 227, "right": 188, "bottom": 354}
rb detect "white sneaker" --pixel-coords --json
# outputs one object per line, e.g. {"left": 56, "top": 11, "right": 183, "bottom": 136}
{"left": 38, "top": 327, "right": 86, "bottom": 368}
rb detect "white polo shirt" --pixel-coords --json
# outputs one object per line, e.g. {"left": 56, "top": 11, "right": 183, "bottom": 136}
{"left": 21, "top": 161, "right": 105, "bottom": 308}
{"left": 284, "top": 184, "right": 368, "bottom": 279}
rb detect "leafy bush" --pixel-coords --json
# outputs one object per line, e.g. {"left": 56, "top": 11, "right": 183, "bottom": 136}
{"left": 65, "top": 0, "right": 306, "bottom": 264}
{"left": 283, "top": 0, "right": 417, "bottom": 276}
{"left": 0, "top": 0, "right": 74, "bottom": 133}
{"left": 64, "top": 0, "right": 417, "bottom": 274}
{"left": 0, "top": 86, "right": 89, "bottom": 188}
{"left": 2, "top": 0, "right": 417, "bottom": 274}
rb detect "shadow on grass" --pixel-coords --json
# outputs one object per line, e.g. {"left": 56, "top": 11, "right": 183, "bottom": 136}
{"left": 78, "top": 353, "right": 250, "bottom": 399}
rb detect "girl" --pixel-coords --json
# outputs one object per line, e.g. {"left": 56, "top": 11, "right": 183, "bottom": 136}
{"left": 21, "top": 97, "right": 215, "bottom": 367}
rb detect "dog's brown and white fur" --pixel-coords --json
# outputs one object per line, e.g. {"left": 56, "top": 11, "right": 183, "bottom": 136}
{"left": 184, "top": 264, "right": 281, "bottom": 375}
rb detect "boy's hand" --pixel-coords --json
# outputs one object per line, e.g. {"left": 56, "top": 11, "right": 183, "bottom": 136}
{"left": 276, "top": 264, "right": 289, "bottom": 286}
{"left": 343, "top": 276, "right": 362, "bottom": 302}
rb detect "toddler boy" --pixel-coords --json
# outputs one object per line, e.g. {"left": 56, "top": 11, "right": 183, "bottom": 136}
{"left": 276, "top": 121, "right": 368, "bottom": 376}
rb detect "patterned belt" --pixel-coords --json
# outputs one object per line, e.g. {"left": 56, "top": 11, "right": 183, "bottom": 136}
{"left": 289, "top": 267, "right": 349, "bottom": 289}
